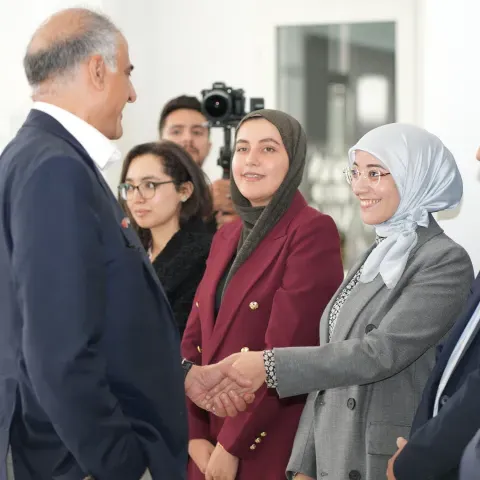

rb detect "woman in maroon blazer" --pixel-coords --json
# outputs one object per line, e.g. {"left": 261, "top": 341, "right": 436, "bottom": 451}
{"left": 181, "top": 109, "right": 343, "bottom": 480}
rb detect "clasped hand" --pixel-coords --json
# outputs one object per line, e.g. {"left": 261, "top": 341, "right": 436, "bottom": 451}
{"left": 185, "top": 351, "right": 267, "bottom": 417}
{"left": 189, "top": 440, "right": 239, "bottom": 480}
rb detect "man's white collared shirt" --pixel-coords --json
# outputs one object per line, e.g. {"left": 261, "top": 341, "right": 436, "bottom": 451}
{"left": 32, "top": 101, "right": 121, "bottom": 171}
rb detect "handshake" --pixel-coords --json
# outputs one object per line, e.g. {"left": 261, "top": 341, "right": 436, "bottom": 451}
{"left": 184, "top": 351, "right": 268, "bottom": 416}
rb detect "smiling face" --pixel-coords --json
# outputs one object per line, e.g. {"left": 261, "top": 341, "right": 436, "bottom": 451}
{"left": 351, "top": 150, "right": 401, "bottom": 225}
{"left": 231, "top": 118, "right": 289, "bottom": 207}
{"left": 161, "top": 108, "right": 211, "bottom": 166}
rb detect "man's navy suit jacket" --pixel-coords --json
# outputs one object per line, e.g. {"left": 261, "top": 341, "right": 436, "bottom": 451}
{"left": 394, "top": 274, "right": 480, "bottom": 480}
{"left": 0, "top": 110, "right": 188, "bottom": 480}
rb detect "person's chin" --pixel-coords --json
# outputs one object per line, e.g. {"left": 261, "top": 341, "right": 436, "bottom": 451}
{"left": 361, "top": 211, "right": 392, "bottom": 226}
{"left": 239, "top": 186, "right": 258, "bottom": 202}
{"left": 133, "top": 218, "right": 151, "bottom": 229}
{"left": 361, "top": 216, "right": 376, "bottom": 226}
{"left": 194, "top": 156, "right": 205, "bottom": 167}
{"left": 104, "top": 130, "right": 122, "bottom": 141}
{"left": 112, "top": 124, "right": 123, "bottom": 140}
{"left": 107, "top": 117, "right": 123, "bottom": 140}
{"left": 360, "top": 210, "right": 380, "bottom": 225}
{"left": 243, "top": 194, "right": 270, "bottom": 207}
{"left": 187, "top": 149, "right": 199, "bottom": 160}
{"left": 240, "top": 183, "right": 263, "bottom": 194}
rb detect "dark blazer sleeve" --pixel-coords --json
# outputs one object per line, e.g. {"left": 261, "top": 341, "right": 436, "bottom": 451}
{"left": 394, "top": 366, "right": 480, "bottom": 479}
{"left": 216, "top": 214, "right": 343, "bottom": 459}
{"left": 11, "top": 157, "right": 145, "bottom": 480}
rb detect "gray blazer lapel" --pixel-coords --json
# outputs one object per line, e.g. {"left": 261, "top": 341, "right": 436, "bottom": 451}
{"left": 331, "top": 274, "right": 384, "bottom": 342}
{"left": 330, "top": 215, "right": 443, "bottom": 343}
{"left": 320, "top": 247, "right": 374, "bottom": 343}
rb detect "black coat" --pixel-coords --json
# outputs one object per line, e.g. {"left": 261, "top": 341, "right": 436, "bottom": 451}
{"left": 152, "top": 219, "right": 213, "bottom": 338}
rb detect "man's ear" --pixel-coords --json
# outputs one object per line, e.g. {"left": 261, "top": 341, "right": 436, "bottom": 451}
{"left": 87, "top": 55, "right": 107, "bottom": 90}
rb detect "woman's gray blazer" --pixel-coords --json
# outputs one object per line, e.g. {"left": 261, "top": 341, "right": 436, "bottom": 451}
{"left": 273, "top": 218, "right": 473, "bottom": 480}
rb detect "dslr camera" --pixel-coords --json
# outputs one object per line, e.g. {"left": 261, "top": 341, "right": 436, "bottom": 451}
{"left": 201, "top": 82, "right": 264, "bottom": 127}
{"left": 200, "top": 82, "right": 265, "bottom": 176}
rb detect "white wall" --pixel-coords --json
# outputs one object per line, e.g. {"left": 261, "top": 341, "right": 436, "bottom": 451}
{"left": 0, "top": 0, "right": 104, "bottom": 151}
{"left": 100, "top": 0, "right": 164, "bottom": 187}
{"left": 420, "top": 0, "right": 480, "bottom": 271}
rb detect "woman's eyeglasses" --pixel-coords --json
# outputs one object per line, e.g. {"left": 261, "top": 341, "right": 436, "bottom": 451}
{"left": 343, "top": 167, "right": 391, "bottom": 187}
{"left": 118, "top": 180, "right": 174, "bottom": 201}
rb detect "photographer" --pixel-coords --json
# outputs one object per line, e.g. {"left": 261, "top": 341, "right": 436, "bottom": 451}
{"left": 159, "top": 95, "right": 238, "bottom": 230}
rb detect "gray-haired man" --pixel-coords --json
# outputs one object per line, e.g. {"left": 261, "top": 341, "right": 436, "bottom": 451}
{"left": 0, "top": 8, "right": 250, "bottom": 480}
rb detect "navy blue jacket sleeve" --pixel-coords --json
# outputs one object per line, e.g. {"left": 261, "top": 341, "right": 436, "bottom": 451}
{"left": 394, "top": 366, "right": 480, "bottom": 479}
{"left": 11, "top": 156, "right": 146, "bottom": 480}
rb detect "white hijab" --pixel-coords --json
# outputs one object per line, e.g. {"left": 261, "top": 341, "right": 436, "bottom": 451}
{"left": 348, "top": 123, "right": 463, "bottom": 289}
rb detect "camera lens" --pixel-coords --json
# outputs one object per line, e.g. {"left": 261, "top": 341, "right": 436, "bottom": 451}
{"left": 204, "top": 92, "right": 230, "bottom": 119}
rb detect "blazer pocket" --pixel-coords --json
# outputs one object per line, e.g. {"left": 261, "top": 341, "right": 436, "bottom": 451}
{"left": 366, "top": 422, "right": 411, "bottom": 456}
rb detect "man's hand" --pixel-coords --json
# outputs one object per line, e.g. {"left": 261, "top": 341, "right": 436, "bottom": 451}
{"left": 212, "top": 179, "right": 235, "bottom": 214}
{"left": 185, "top": 360, "right": 255, "bottom": 417}
{"left": 294, "top": 475, "right": 315, "bottom": 480}
{"left": 387, "top": 437, "right": 408, "bottom": 480}
{"left": 205, "top": 443, "right": 239, "bottom": 480}
{"left": 205, "top": 352, "right": 267, "bottom": 412}
{"left": 212, "top": 179, "right": 239, "bottom": 229}
{"left": 188, "top": 439, "right": 215, "bottom": 475}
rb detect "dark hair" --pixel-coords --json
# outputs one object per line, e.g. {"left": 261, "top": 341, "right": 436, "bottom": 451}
{"left": 158, "top": 95, "right": 207, "bottom": 135}
{"left": 118, "top": 140, "right": 213, "bottom": 249}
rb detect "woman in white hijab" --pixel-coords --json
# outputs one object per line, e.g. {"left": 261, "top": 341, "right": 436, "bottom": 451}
{"left": 208, "top": 124, "right": 474, "bottom": 480}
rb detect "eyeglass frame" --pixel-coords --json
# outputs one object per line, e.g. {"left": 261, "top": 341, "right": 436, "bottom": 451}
{"left": 342, "top": 166, "right": 391, "bottom": 186}
{"left": 118, "top": 180, "right": 175, "bottom": 201}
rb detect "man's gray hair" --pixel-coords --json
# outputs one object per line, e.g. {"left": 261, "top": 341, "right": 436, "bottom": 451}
{"left": 24, "top": 9, "right": 120, "bottom": 89}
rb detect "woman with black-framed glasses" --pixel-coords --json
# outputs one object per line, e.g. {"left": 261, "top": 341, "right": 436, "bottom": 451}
{"left": 118, "top": 140, "right": 213, "bottom": 337}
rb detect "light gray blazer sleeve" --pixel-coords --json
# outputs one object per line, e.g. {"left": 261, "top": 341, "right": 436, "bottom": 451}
{"left": 285, "top": 393, "right": 317, "bottom": 479}
{"left": 274, "top": 239, "right": 473, "bottom": 398}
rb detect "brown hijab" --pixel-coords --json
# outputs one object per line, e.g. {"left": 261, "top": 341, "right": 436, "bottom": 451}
{"left": 222, "top": 109, "right": 307, "bottom": 295}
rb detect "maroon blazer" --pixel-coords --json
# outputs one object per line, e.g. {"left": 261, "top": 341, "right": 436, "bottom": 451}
{"left": 181, "top": 192, "right": 343, "bottom": 479}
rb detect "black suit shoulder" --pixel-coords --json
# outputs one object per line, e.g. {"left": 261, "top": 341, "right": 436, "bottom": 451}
{"left": 1, "top": 119, "right": 94, "bottom": 200}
